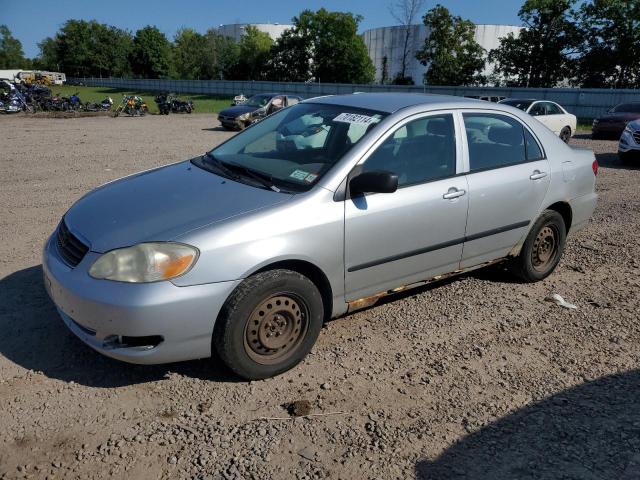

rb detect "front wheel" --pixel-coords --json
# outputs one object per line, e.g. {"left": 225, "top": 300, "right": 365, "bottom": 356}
{"left": 214, "top": 269, "right": 324, "bottom": 380}
{"left": 508, "top": 210, "right": 566, "bottom": 282}
{"left": 560, "top": 126, "right": 572, "bottom": 143}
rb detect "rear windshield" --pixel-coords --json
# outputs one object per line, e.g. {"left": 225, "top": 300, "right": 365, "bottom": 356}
{"left": 499, "top": 99, "right": 534, "bottom": 111}
{"left": 198, "top": 103, "right": 387, "bottom": 191}
{"left": 612, "top": 103, "right": 640, "bottom": 113}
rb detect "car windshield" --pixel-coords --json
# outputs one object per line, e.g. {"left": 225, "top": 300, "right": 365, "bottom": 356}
{"left": 244, "top": 94, "right": 273, "bottom": 108}
{"left": 500, "top": 99, "right": 534, "bottom": 111}
{"left": 612, "top": 103, "right": 640, "bottom": 113}
{"left": 196, "top": 103, "right": 387, "bottom": 192}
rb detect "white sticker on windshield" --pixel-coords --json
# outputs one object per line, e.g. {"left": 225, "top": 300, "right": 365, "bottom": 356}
{"left": 290, "top": 169, "right": 309, "bottom": 180}
{"left": 333, "top": 113, "right": 380, "bottom": 125}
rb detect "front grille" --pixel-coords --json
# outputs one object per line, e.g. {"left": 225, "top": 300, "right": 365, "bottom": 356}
{"left": 633, "top": 132, "right": 640, "bottom": 144}
{"left": 56, "top": 220, "right": 89, "bottom": 267}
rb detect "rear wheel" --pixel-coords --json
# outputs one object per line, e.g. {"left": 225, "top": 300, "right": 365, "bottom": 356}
{"left": 560, "top": 126, "right": 571, "bottom": 143}
{"left": 214, "top": 269, "right": 324, "bottom": 380}
{"left": 509, "top": 210, "right": 566, "bottom": 282}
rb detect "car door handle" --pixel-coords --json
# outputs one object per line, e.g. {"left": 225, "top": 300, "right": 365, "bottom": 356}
{"left": 443, "top": 188, "right": 466, "bottom": 200}
{"left": 530, "top": 170, "right": 548, "bottom": 180}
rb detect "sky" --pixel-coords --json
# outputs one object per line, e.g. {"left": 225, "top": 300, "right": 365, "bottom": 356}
{"left": 2, "top": 0, "right": 526, "bottom": 58}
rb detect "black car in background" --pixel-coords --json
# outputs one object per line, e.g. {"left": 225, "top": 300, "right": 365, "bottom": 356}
{"left": 592, "top": 102, "right": 640, "bottom": 139}
{"left": 217, "top": 93, "right": 302, "bottom": 130}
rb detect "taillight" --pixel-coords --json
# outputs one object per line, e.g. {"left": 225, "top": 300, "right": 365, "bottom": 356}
{"left": 592, "top": 159, "right": 598, "bottom": 176}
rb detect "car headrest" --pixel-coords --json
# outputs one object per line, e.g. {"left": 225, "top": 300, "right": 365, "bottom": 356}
{"left": 426, "top": 119, "right": 449, "bottom": 136}
{"left": 488, "top": 125, "right": 522, "bottom": 146}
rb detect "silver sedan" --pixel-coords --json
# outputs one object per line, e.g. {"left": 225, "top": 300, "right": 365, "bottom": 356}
{"left": 43, "top": 93, "right": 598, "bottom": 379}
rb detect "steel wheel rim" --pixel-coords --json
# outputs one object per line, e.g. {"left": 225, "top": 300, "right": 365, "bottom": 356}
{"left": 243, "top": 294, "right": 309, "bottom": 365}
{"left": 531, "top": 225, "right": 558, "bottom": 271}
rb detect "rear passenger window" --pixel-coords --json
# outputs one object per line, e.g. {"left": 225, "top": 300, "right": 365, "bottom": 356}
{"left": 362, "top": 114, "right": 456, "bottom": 186}
{"left": 463, "top": 113, "right": 526, "bottom": 171}
{"left": 525, "top": 129, "right": 544, "bottom": 160}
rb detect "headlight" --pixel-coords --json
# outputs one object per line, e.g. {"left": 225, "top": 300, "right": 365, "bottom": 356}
{"left": 89, "top": 242, "right": 198, "bottom": 283}
{"left": 624, "top": 124, "right": 635, "bottom": 134}
{"left": 237, "top": 113, "right": 251, "bottom": 121}
{"left": 592, "top": 119, "right": 599, "bottom": 126}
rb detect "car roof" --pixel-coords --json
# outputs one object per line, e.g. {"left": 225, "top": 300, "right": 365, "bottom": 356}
{"left": 305, "top": 92, "right": 489, "bottom": 114}
{"left": 501, "top": 98, "right": 537, "bottom": 102}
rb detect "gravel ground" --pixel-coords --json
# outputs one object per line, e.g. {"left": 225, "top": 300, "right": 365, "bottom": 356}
{"left": 0, "top": 115, "right": 639, "bottom": 480}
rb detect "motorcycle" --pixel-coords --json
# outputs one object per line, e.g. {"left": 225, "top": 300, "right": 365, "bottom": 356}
{"left": 0, "top": 88, "right": 32, "bottom": 113}
{"left": 154, "top": 93, "right": 171, "bottom": 115}
{"left": 85, "top": 97, "right": 113, "bottom": 112}
{"left": 169, "top": 95, "right": 194, "bottom": 114}
{"left": 155, "top": 93, "right": 194, "bottom": 114}
{"left": 114, "top": 95, "right": 148, "bottom": 117}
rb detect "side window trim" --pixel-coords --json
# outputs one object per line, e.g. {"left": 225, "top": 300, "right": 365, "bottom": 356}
{"left": 334, "top": 109, "right": 463, "bottom": 202}
{"left": 458, "top": 109, "right": 547, "bottom": 175}
{"left": 353, "top": 110, "right": 462, "bottom": 186}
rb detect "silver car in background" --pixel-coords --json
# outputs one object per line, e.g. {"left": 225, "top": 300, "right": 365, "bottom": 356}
{"left": 43, "top": 93, "right": 598, "bottom": 379}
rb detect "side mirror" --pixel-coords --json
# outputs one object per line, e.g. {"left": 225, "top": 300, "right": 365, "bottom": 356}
{"left": 350, "top": 170, "right": 398, "bottom": 195}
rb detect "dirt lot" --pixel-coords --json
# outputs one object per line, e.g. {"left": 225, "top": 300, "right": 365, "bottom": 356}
{"left": 1, "top": 114, "right": 639, "bottom": 480}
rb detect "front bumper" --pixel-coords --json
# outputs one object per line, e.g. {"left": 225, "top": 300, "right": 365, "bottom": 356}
{"left": 218, "top": 115, "right": 243, "bottom": 129}
{"left": 592, "top": 123, "right": 625, "bottom": 139}
{"left": 618, "top": 130, "right": 640, "bottom": 153}
{"left": 43, "top": 234, "right": 240, "bottom": 364}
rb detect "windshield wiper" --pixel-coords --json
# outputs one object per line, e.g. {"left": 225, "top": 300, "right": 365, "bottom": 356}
{"left": 202, "top": 152, "right": 241, "bottom": 181}
{"left": 220, "top": 161, "right": 281, "bottom": 193}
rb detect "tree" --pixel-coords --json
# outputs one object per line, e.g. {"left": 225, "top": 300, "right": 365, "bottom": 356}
{"left": 381, "top": 55, "right": 390, "bottom": 84}
{"left": 202, "top": 29, "right": 239, "bottom": 79}
{"left": 416, "top": 5, "right": 486, "bottom": 85}
{"left": 172, "top": 28, "right": 208, "bottom": 79}
{"left": 36, "top": 20, "right": 132, "bottom": 77}
{"left": 130, "top": 26, "right": 172, "bottom": 78}
{"left": 389, "top": 0, "right": 425, "bottom": 83}
{"left": 33, "top": 37, "right": 58, "bottom": 71}
{"left": 269, "top": 9, "right": 375, "bottom": 83}
{"left": 577, "top": 0, "right": 640, "bottom": 88}
{"left": 230, "top": 26, "right": 273, "bottom": 80}
{"left": 489, "top": 0, "right": 580, "bottom": 87}
{"left": 0, "top": 25, "right": 28, "bottom": 68}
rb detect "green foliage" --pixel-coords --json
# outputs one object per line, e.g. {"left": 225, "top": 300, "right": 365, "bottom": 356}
{"left": 202, "top": 29, "right": 239, "bottom": 80}
{"left": 227, "top": 26, "right": 273, "bottom": 80}
{"left": 130, "top": 26, "right": 172, "bottom": 79}
{"left": 416, "top": 5, "right": 486, "bottom": 86}
{"left": 0, "top": 25, "right": 28, "bottom": 69}
{"left": 392, "top": 73, "right": 415, "bottom": 85}
{"left": 172, "top": 28, "right": 208, "bottom": 79}
{"left": 489, "top": 0, "right": 580, "bottom": 87}
{"left": 269, "top": 9, "right": 375, "bottom": 83}
{"left": 36, "top": 20, "right": 132, "bottom": 77}
{"left": 578, "top": 0, "right": 640, "bottom": 88}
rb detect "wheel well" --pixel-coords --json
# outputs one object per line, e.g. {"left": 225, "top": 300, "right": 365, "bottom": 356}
{"left": 254, "top": 260, "right": 333, "bottom": 321}
{"left": 546, "top": 201, "right": 572, "bottom": 232}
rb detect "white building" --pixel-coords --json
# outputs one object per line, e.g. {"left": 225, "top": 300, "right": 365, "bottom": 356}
{"left": 217, "top": 23, "right": 293, "bottom": 42}
{"left": 362, "top": 24, "right": 522, "bottom": 85}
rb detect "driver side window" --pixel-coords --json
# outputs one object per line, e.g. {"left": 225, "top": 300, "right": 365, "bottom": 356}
{"left": 361, "top": 114, "right": 456, "bottom": 187}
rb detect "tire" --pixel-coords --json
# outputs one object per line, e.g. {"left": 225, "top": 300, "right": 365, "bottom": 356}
{"left": 560, "top": 126, "right": 571, "bottom": 143}
{"left": 508, "top": 210, "right": 566, "bottom": 283}
{"left": 213, "top": 269, "right": 324, "bottom": 380}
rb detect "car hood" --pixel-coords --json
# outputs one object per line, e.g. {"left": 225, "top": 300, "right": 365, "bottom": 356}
{"left": 597, "top": 113, "right": 640, "bottom": 123}
{"left": 64, "top": 160, "right": 292, "bottom": 253}
{"left": 219, "top": 105, "right": 259, "bottom": 117}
